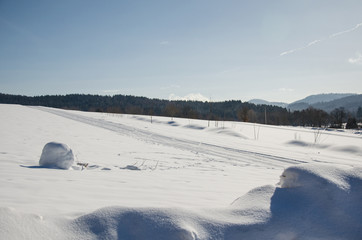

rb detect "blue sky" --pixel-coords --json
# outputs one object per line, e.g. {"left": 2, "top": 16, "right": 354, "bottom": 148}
{"left": 1, "top": 0, "right": 361, "bottom": 103}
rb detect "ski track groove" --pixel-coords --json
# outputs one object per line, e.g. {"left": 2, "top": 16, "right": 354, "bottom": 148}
{"left": 34, "top": 107, "right": 307, "bottom": 169}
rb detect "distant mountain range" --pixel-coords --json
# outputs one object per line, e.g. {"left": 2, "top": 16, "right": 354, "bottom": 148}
{"left": 249, "top": 93, "right": 362, "bottom": 113}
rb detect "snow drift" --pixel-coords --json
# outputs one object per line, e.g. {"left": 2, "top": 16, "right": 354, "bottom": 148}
{"left": 2, "top": 163, "right": 361, "bottom": 240}
{"left": 70, "top": 163, "right": 362, "bottom": 240}
{"left": 39, "top": 142, "right": 74, "bottom": 170}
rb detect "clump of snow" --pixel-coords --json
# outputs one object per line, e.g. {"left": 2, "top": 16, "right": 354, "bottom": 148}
{"left": 39, "top": 142, "right": 74, "bottom": 170}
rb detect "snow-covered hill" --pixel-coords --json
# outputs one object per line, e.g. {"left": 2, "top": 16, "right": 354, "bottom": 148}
{"left": 1, "top": 104, "right": 361, "bottom": 239}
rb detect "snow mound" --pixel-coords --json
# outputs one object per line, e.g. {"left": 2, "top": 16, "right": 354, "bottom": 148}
{"left": 68, "top": 163, "right": 362, "bottom": 240}
{"left": 39, "top": 142, "right": 74, "bottom": 170}
{"left": 279, "top": 163, "right": 359, "bottom": 189}
{"left": 273, "top": 163, "right": 362, "bottom": 239}
{"left": 2, "top": 163, "right": 362, "bottom": 239}
{"left": 71, "top": 207, "right": 201, "bottom": 240}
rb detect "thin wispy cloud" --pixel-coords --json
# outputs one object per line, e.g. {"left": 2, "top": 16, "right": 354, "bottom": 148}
{"left": 280, "top": 48, "right": 300, "bottom": 56}
{"left": 280, "top": 22, "right": 362, "bottom": 56}
{"left": 348, "top": 52, "right": 362, "bottom": 65}
{"left": 329, "top": 22, "right": 362, "bottom": 38}
{"left": 307, "top": 39, "right": 322, "bottom": 47}
{"left": 280, "top": 39, "right": 323, "bottom": 56}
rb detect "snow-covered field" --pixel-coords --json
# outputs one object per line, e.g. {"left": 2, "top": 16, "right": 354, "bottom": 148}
{"left": 1, "top": 104, "right": 361, "bottom": 239}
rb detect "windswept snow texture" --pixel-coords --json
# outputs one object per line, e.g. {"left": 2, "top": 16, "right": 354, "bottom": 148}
{"left": 0, "top": 104, "right": 362, "bottom": 239}
{"left": 39, "top": 142, "right": 74, "bottom": 169}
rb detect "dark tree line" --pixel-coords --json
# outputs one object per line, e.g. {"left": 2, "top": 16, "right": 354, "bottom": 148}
{"left": 288, "top": 107, "right": 360, "bottom": 129}
{"left": 289, "top": 108, "right": 329, "bottom": 127}
{"left": 0, "top": 93, "right": 360, "bottom": 128}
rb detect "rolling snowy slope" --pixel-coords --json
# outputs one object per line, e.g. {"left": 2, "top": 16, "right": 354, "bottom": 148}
{"left": 0, "top": 104, "right": 361, "bottom": 239}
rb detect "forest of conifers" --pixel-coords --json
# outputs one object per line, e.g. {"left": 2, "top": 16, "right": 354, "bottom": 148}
{"left": 1, "top": 93, "right": 361, "bottom": 128}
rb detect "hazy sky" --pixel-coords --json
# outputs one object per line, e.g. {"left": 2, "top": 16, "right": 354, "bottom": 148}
{"left": 1, "top": 0, "right": 361, "bottom": 103}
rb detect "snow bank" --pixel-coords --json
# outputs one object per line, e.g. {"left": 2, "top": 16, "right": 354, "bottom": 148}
{"left": 39, "top": 142, "right": 74, "bottom": 170}
{"left": 72, "top": 163, "right": 362, "bottom": 239}
{"left": 2, "top": 163, "right": 362, "bottom": 239}
{"left": 65, "top": 164, "right": 362, "bottom": 239}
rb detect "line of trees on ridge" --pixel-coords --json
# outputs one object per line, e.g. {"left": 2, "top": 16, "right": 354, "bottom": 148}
{"left": 0, "top": 93, "right": 361, "bottom": 129}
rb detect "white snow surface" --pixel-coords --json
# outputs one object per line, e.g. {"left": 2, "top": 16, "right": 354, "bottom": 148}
{"left": 0, "top": 104, "right": 361, "bottom": 239}
{"left": 39, "top": 142, "right": 75, "bottom": 169}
